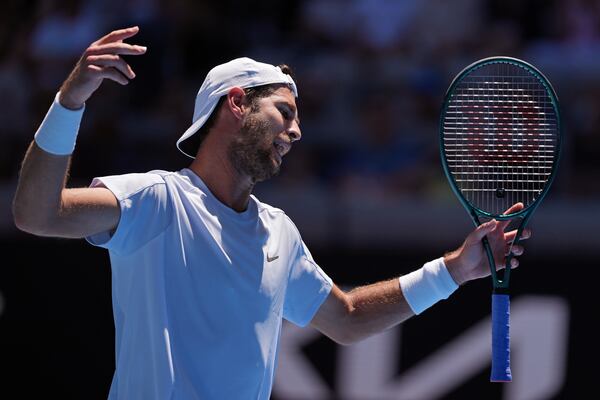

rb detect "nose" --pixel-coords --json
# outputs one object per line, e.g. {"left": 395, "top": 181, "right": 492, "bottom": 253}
{"left": 288, "top": 120, "right": 301, "bottom": 142}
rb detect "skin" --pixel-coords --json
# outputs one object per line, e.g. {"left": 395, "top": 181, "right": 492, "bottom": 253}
{"left": 12, "top": 26, "right": 531, "bottom": 346}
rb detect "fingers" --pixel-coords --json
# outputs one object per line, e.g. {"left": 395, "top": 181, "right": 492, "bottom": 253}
{"left": 468, "top": 219, "right": 498, "bottom": 243}
{"left": 80, "top": 40, "right": 146, "bottom": 86}
{"left": 501, "top": 227, "right": 530, "bottom": 268}
{"left": 497, "top": 202, "right": 524, "bottom": 231}
{"left": 94, "top": 26, "right": 140, "bottom": 46}
{"left": 87, "top": 65, "right": 129, "bottom": 85}
{"left": 86, "top": 42, "right": 147, "bottom": 57}
{"left": 494, "top": 253, "right": 520, "bottom": 271}
{"left": 502, "top": 202, "right": 524, "bottom": 216}
{"left": 87, "top": 55, "right": 135, "bottom": 79}
{"left": 506, "top": 244, "right": 524, "bottom": 256}
{"left": 504, "top": 228, "right": 532, "bottom": 243}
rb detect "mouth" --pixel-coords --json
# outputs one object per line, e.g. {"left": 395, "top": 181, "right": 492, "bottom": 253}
{"left": 272, "top": 141, "right": 290, "bottom": 161}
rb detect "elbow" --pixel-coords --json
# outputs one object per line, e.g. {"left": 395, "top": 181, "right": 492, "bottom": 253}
{"left": 13, "top": 210, "right": 40, "bottom": 235}
{"left": 328, "top": 308, "right": 367, "bottom": 346}
{"left": 330, "top": 330, "right": 369, "bottom": 346}
{"left": 332, "top": 328, "right": 369, "bottom": 346}
{"left": 12, "top": 203, "right": 53, "bottom": 236}
{"left": 12, "top": 203, "right": 30, "bottom": 232}
{"left": 332, "top": 335, "right": 359, "bottom": 346}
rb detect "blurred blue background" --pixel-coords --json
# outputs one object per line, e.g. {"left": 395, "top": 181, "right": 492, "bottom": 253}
{"left": 1, "top": 0, "right": 598, "bottom": 399}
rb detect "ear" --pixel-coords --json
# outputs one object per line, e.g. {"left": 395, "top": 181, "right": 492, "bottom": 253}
{"left": 226, "top": 87, "right": 247, "bottom": 121}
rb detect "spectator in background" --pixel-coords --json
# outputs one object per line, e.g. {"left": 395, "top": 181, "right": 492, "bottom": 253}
{"left": 0, "top": 28, "right": 34, "bottom": 180}
{"left": 300, "top": 0, "right": 422, "bottom": 54}
{"left": 29, "top": 0, "right": 103, "bottom": 92}
{"left": 560, "top": 0, "right": 600, "bottom": 46}
{"left": 333, "top": 87, "right": 433, "bottom": 197}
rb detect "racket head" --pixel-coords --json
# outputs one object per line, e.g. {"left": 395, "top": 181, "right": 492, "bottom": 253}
{"left": 440, "top": 56, "right": 562, "bottom": 220}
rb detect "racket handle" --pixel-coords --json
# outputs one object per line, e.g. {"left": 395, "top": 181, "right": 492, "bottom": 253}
{"left": 491, "top": 293, "right": 512, "bottom": 382}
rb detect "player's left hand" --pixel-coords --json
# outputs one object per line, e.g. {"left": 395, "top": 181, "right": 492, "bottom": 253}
{"left": 444, "top": 202, "right": 531, "bottom": 285}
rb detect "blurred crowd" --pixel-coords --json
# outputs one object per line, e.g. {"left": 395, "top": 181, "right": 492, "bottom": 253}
{"left": 1, "top": 0, "right": 599, "bottom": 201}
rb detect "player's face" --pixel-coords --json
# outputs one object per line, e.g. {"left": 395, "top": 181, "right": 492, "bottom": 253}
{"left": 228, "top": 87, "right": 301, "bottom": 182}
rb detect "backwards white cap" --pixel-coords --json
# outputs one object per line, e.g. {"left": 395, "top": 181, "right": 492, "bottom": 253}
{"left": 176, "top": 57, "right": 298, "bottom": 159}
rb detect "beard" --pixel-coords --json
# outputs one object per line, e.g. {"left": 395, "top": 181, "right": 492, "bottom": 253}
{"left": 227, "top": 112, "right": 280, "bottom": 182}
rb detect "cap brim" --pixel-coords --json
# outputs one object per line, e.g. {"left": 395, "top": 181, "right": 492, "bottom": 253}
{"left": 176, "top": 101, "right": 220, "bottom": 159}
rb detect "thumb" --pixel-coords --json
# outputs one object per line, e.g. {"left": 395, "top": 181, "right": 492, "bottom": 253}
{"left": 469, "top": 219, "right": 497, "bottom": 242}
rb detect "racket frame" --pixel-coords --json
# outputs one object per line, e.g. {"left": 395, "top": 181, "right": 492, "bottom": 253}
{"left": 439, "top": 56, "right": 562, "bottom": 382}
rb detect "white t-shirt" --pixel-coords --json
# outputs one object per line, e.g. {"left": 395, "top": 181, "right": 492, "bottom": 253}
{"left": 86, "top": 168, "right": 333, "bottom": 400}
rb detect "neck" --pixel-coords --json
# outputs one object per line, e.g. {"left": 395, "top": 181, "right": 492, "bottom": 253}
{"left": 188, "top": 147, "right": 255, "bottom": 213}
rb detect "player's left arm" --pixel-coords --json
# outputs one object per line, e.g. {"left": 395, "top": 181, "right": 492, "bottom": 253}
{"left": 310, "top": 206, "right": 531, "bottom": 345}
{"left": 310, "top": 280, "right": 414, "bottom": 345}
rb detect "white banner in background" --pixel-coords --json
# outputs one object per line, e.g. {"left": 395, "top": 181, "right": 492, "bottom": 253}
{"left": 274, "top": 295, "right": 569, "bottom": 400}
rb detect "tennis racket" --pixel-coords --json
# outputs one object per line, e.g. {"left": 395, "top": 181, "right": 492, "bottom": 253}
{"left": 439, "top": 56, "right": 561, "bottom": 382}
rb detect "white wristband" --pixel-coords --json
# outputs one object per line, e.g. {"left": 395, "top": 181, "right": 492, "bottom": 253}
{"left": 34, "top": 92, "right": 85, "bottom": 155}
{"left": 399, "top": 257, "right": 459, "bottom": 315}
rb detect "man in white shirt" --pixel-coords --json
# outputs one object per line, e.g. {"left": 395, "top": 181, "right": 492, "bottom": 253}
{"left": 13, "top": 26, "right": 529, "bottom": 400}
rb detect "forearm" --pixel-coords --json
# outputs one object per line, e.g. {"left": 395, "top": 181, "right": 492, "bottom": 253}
{"left": 343, "top": 258, "right": 458, "bottom": 343}
{"left": 13, "top": 94, "right": 83, "bottom": 234}
{"left": 344, "top": 279, "right": 414, "bottom": 342}
{"left": 13, "top": 142, "right": 72, "bottom": 234}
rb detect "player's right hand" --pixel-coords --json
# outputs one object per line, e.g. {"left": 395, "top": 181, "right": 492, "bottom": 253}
{"left": 58, "top": 26, "right": 147, "bottom": 110}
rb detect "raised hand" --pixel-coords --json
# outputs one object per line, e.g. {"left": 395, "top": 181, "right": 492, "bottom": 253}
{"left": 58, "top": 26, "right": 147, "bottom": 109}
{"left": 444, "top": 202, "right": 532, "bottom": 285}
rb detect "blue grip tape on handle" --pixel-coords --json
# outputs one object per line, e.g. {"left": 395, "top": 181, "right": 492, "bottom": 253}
{"left": 491, "top": 293, "right": 512, "bottom": 382}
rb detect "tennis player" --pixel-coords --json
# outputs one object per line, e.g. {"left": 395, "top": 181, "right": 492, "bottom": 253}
{"left": 13, "top": 27, "right": 530, "bottom": 399}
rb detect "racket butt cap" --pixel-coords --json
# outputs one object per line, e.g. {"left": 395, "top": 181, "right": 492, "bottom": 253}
{"left": 491, "top": 378, "right": 512, "bottom": 383}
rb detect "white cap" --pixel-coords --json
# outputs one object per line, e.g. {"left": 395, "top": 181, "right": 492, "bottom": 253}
{"left": 176, "top": 57, "right": 298, "bottom": 159}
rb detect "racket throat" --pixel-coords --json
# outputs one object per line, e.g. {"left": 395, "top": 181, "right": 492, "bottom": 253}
{"left": 492, "top": 287, "right": 510, "bottom": 295}
{"left": 481, "top": 236, "right": 511, "bottom": 289}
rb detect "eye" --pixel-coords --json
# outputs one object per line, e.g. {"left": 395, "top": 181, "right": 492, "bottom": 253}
{"left": 279, "top": 107, "right": 292, "bottom": 120}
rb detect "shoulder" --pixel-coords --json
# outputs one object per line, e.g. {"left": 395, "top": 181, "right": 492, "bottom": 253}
{"left": 91, "top": 169, "right": 173, "bottom": 201}
{"left": 254, "top": 195, "right": 286, "bottom": 219}
{"left": 253, "top": 195, "right": 302, "bottom": 237}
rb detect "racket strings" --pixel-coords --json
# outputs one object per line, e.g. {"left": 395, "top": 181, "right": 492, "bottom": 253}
{"left": 442, "top": 61, "right": 559, "bottom": 215}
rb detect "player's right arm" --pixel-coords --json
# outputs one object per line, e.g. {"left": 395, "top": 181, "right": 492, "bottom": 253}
{"left": 12, "top": 26, "right": 147, "bottom": 239}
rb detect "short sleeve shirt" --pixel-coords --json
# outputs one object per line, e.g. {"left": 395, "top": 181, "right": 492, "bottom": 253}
{"left": 86, "top": 168, "right": 333, "bottom": 400}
